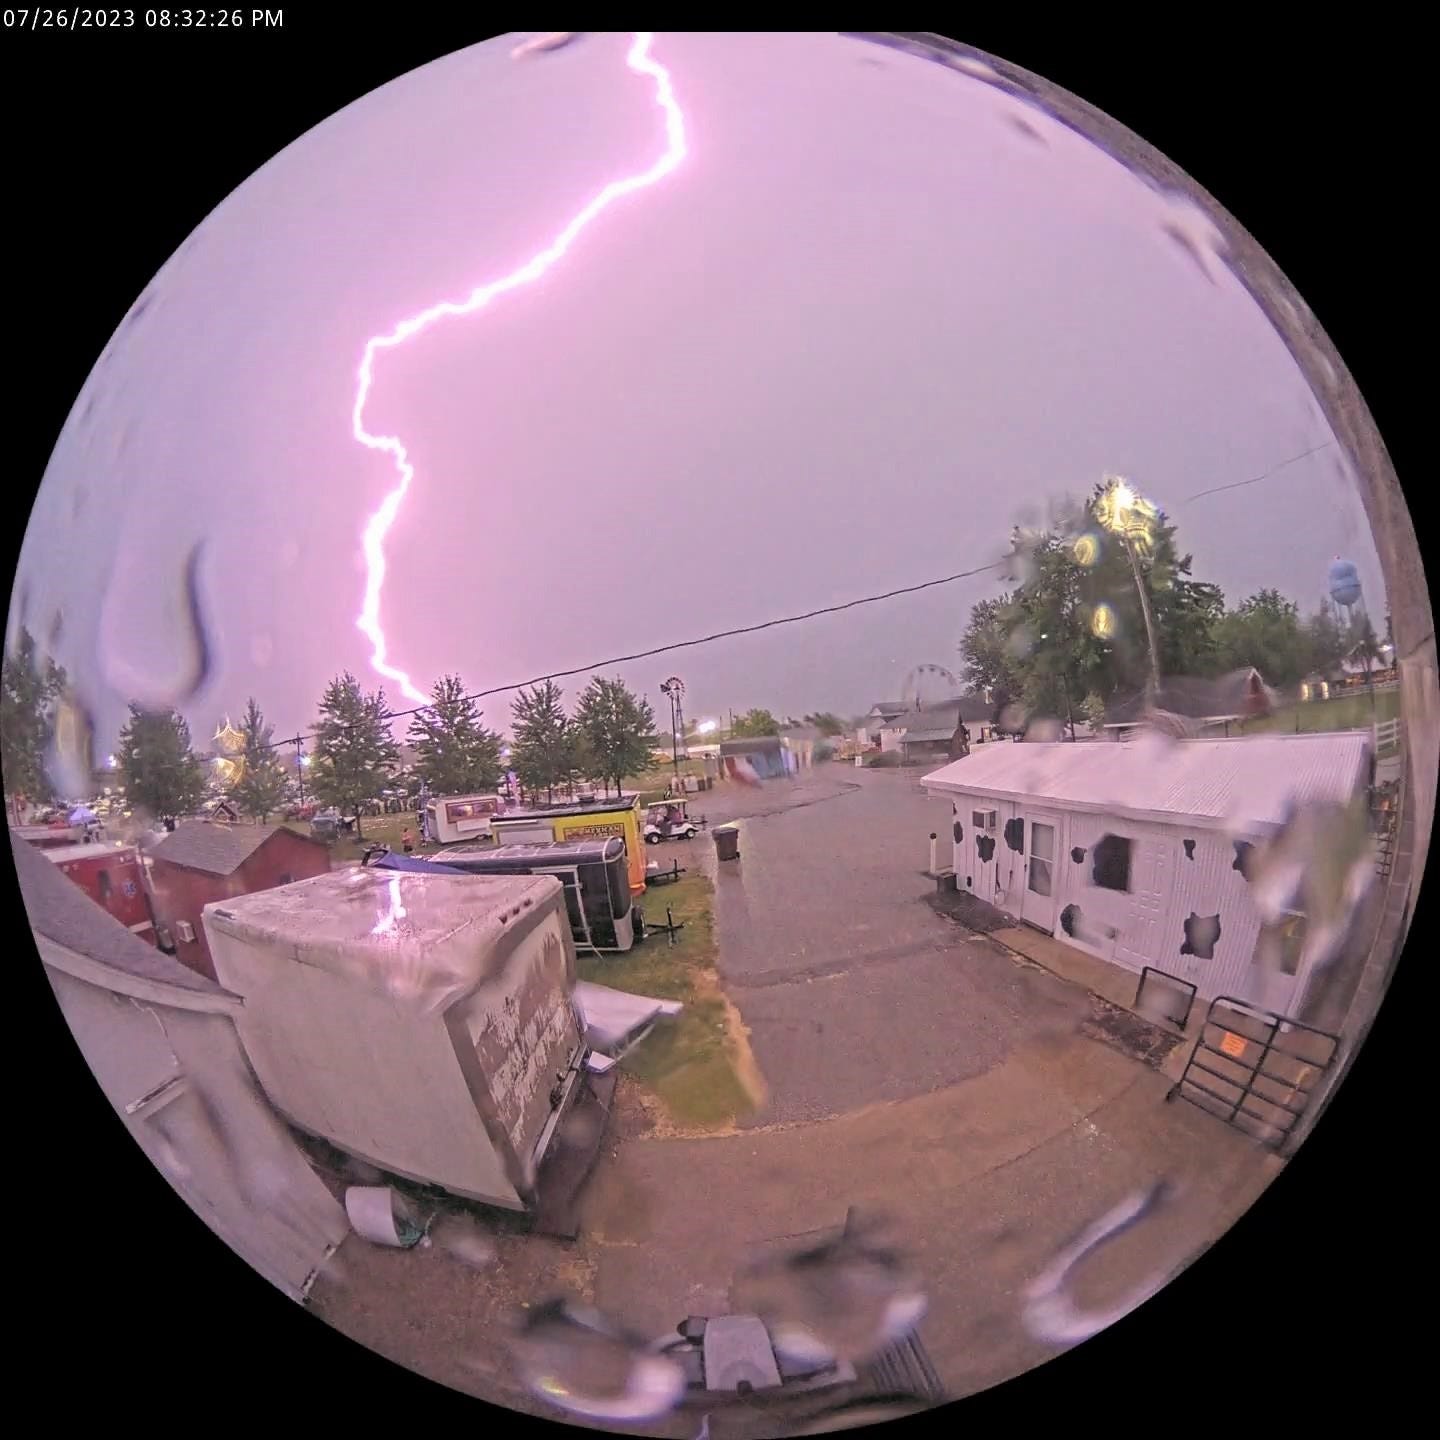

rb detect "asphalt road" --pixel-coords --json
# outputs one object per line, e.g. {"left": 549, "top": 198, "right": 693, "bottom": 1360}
{"left": 686, "top": 767, "right": 1094, "bottom": 1125}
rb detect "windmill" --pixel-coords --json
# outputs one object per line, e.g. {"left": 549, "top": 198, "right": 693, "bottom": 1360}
{"left": 659, "top": 677, "right": 687, "bottom": 780}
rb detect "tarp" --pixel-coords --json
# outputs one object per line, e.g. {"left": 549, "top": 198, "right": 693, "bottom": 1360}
{"left": 572, "top": 980, "right": 682, "bottom": 1056}
{"left": 367, "top": 851, "right": 468, "bottom": 876}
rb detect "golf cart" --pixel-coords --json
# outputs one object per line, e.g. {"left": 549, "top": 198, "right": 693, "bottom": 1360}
{"left": 645, "top": 799, "right": 703, "bottom": 844}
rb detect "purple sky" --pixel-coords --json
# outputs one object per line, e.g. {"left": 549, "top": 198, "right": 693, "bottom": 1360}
{"left": 15, "top": 31, "right": 1385, "bottom": 753}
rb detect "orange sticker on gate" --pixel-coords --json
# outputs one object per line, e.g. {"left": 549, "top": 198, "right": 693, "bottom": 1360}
{"left": 1219, "top": 1031, "right": 1247, "bottom": 1058}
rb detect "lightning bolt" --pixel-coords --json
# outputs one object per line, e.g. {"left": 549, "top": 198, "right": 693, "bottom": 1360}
{"left": 351, "top": 32, "right": 687, "bottom": 706}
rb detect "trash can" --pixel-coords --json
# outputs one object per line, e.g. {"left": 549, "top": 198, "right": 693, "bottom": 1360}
{"left": 713, "top": 825, "right": 740, "bottom": 862}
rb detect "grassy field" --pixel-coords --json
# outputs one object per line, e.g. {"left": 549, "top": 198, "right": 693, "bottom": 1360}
{"left": 578, "top": 870, "right": 760, "bottom": 1131}
{"left": 1243, "top": 687, "right": 1399, "bottom": 740}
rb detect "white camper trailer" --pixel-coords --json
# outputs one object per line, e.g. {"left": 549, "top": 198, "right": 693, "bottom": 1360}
{"left": 202, "top": 868, "right": 591, "bottom": 1214}
{"left": 426, "top": 793, "right": 506, "bottom": 845}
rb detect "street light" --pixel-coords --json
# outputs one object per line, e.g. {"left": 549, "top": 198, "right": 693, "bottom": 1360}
{"left": 1097, "top": 475, "right": 1163, "bottom": 705}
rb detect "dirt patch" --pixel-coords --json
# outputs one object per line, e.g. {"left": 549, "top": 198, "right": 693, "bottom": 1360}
{"left": 926, "top": 886, "right": 1016, "bottom": 934}
{"left": 1082, "top": 996, "right": 1183, "bottom": 1069}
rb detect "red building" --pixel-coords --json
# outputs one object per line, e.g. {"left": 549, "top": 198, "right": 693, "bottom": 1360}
{"left": 44, "top": 842, "right": 158, "bottom": 945}
{"left": 147, "top": 822, "right": 331, "bottom": 981}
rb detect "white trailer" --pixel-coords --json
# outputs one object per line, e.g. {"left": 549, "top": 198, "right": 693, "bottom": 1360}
{"left": 426, "top": 793, "right": 506, "bottom": 845}
{"left": 203, "top": 868, "right": 591, "bottom": 1214}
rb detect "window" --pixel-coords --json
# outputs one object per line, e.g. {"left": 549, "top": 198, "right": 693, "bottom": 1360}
{"left": 1028, "top": 821, "right": 1055, "bottom": 897}
{"left": 1255, "top": 912, "right": 1307, "bottom": 976}
{"left": 1091, "top": 834, "right": 1132, "bottom": 892}
{"left": 97, "top": 870, "right": 113, "bottom": 900}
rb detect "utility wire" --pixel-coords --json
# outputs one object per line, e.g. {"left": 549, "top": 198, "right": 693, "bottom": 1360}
{"left": 1182, "top": 441, "right": 1335, "bottom": 504}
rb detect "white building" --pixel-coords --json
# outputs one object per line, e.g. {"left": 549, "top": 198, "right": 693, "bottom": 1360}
{"left": 922, "top": 731, "right": 1374, "bottom": 1019}
{"left": 16, "top": 837, "right": 349, "bottom": 1302}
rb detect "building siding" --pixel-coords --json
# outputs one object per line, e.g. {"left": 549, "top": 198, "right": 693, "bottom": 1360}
{"left": 149, "top": 830, "right": 330, "bottom": 981}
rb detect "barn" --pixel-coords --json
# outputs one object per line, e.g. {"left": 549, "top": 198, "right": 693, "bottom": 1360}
{"left": 147, "top": 822, "right": 331, "bottom": 981}
{"left": 922, "top": 731, "right": 1374, "bottom": 1019}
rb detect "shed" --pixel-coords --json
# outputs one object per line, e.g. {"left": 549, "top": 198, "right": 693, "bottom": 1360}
{"left": 1102, "top": 667, "right": 1276, "bottom": 738}
{"left": 923, "top": 731, "right": 1374, "bottom": 1018}
{"left": 148, "top": 822, "right": 331, "bottom": 981}
{"left": 890, "top": 695, "right": 996, "bottom": 763}
{"left": 13, "top": 836, "right": 349, "bottom": 1302}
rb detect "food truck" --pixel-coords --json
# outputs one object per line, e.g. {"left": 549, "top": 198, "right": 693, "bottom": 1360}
{"left": 490, "top": 793, "right": 647, "bottom": 896}
{"left": 202, "top": 867, "right": 605, "bottom": 1218}
{"left": 367, "top": 836, "right": 642, "bottom": 954}
{"left": 426, "top": 792, "right": 507, "bottom": 845}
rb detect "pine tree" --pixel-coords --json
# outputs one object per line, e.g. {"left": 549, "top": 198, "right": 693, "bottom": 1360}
{"left": 116, "top": 705, "right": 208, "bottom": 822}
{"left": 1, "top": 627, "right": 67, "bottom": 818}
{"left": 574, "top": 677, "right": 657, "bottom": 796}
{"left": 510, "top": 680, "right": 573, "bottom": 805}
{"left": 230, "top": 697, "right": 291, "bottom": 824}
{"left": 310, "top": 672, "right": 398, "bottom": 840}
{"left": 407, "top": 674, "right": 503, "bottom": 796}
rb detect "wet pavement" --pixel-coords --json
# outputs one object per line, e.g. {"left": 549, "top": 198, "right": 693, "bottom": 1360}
{"left": 683, "top": 767, "right": 1092, "bottom": 1125}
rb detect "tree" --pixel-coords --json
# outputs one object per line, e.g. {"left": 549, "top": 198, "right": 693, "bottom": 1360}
{"left": 510, "top": 680, "right": 574, "bottom": 804}
{"left": 1349, "top": 614, "right": 1383, "bottom": 702}
{"left": 1215, "top": 589, "right": 1309, "bottom": 688}
{"left": 575, "top": 677, "right": 657, "bottom": 795}
{"left": 730, "top": 708, "right": 781, "bottom": 738}
{"left": 310, "top": 672, "right": 398, "bottom": 840}
{"left": 1302, "top": 599, "right": 1347, "bottom": 678}
{"left": 116, "top": 704, "right": 208, "bottom": 822}
{"left": 408, "top": 674, "right": 503, "bottom": 797}
{"left": 1, "top": 627, "right": 67, "bottom": 817}
{"left": 803, "top": 712, "right": 847, "bottom": 736}
{"left": 229, "top": 698, "right": 291, "bottom": 824}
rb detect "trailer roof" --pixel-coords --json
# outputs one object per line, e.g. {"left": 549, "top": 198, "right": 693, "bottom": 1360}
{"left": 492, "top": 794, "right": 639, "bottom": 820}
{"left": 43, "top": 842, "right": 137, "bottom": 863}
{"left": 202, "top": 868, "right": 565, "bottom": 1004}
{"left": 922, "top": 731, "right": 1372, "bottom": 834}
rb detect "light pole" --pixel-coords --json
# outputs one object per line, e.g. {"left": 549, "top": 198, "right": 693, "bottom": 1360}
{"left": 660, "top": 677, "right": 685, "bottom": 784}
{"left": 1097, "top": 477, "right": 1162, "bottom": 707}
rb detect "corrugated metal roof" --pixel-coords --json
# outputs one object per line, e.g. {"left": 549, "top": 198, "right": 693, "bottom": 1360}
{"left": 150, "top": 821, "right": 323, "bottom": 876}
{"left": 922, "top": 731, "right": 1372, "bottom": 833}
{"left": 13, "top": 833, "right": 228, "bottom": 995}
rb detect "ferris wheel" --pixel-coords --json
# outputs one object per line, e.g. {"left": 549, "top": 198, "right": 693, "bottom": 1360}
{"left": 902, "top": 664, "right": 959, "bottom": 711}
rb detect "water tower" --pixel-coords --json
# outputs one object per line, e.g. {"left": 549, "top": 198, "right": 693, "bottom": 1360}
{"left": 1327, "top": 556, "right": 1365, "bottom": 630}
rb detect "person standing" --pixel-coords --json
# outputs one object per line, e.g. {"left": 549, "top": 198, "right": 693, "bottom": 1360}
{"left": 401, "top": 826, "right": 415, "bottom": 855}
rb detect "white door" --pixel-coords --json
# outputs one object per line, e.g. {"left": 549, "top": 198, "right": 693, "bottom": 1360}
{"left": 1020, "top": 813, "right": 1061, "bottom": 933}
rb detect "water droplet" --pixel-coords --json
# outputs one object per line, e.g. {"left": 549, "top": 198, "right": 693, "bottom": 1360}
{"left": 1022, "top": 1183, "right": 1175, "bottom": 1346}
{"left": 732, "top": 1213, "right": 927, "bottom": 1366}
{"left": 45, "top": 689, "right": 97, "bottom": 799}
{"left": 508, "top": 1297, "right": 685, "bottom": 1423}
{"left": 429, "top": 1212, "right": 497, "bottom": 1270}
{"left": 98, "top": 540, "right": 215, "bottom": 708}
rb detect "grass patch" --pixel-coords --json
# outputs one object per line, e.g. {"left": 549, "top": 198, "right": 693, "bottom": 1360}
{"left": 289, "top": 811, "right": 447, "bottom": 863}
{"left": 578, "top": 871, "right": 757, "bottom": 1130}
{"left": 1243, "top": 688, "right": 1399, "bottom": 739}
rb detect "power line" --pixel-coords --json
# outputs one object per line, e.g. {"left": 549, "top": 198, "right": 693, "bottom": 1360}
{"left": 377, "top": 560, "right": 1008, "bottom": 726}
{"left": 1183, "top": 441, "right": 1335, "bottom": 504}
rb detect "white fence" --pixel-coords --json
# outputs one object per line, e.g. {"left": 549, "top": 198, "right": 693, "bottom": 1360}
{"left": 1374, "top": 718, "right": 1400, "bottom": 753}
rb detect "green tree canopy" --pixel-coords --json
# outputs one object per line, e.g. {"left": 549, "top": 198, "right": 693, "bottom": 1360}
{"left": 116, "top": 704, "right": 208, "bottom": 821}
{"left": 803, "top": 712, "right": 847, "bottom": 736}
{"left": 230, "top": 697, "right": 291, "bottom": 823}
{"left": 1215, "top": 589, "right": 1309, "bottom": 688}
{"left": 1, "top": 627, "right": 67, "bottom": 812}
{"left": 408, "top": 674, "right": 503, "bottom": 797}
{"left": 575, "top": 676, "right": 657, "bottom": 795}
{"left": 510, "top": 680, "right": 574, "bottom": 804}
{"left": 730, "top": 708, "right": 781, "bottom": 738}
{"left": 310, "top": 672, "right": 398, "bottom": 839}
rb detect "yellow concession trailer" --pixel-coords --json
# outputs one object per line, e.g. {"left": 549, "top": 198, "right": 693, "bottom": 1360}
{"left": 491, "top": 793, "right": 647, "bottom": 895}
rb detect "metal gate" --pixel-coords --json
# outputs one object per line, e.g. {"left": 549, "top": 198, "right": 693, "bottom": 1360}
{"left": 1166, "top": 995, "right": 1339, "bottom": 1150}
